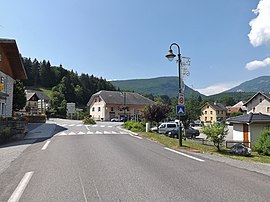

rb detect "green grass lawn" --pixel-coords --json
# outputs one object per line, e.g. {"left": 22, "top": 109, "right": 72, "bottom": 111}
{"left": 138, "top": 132, "right": 270, "bottom": 164}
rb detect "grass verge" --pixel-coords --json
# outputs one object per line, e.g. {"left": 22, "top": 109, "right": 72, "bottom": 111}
{"left": 137, "top": 132, "right": 270, "bottom": 164}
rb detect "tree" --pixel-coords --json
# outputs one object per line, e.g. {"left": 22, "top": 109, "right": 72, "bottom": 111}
{"left": 220, "top": 95, "right": 235, "bottom": 106}
{"left": 13, "top": 80, "right": 26, "bottom": 112}
{"left": 255, "top": 129, "right": 270, "bottom": 156}
{"left": 143, "top": 103, "right": 171, "bottom": 126}
{"left": 201, "top": 122, "right": 228, "bottom": 151}
{"left": 49, "top": 86, "right": 67, "bottom": 118}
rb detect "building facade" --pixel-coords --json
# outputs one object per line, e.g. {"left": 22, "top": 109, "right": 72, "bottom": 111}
{"left": 87, "top": 90, "right": 154, "bottom": 121}
{"left": 244, "top": 92, "right": 270, "bottom": 115}
{"left": 200, "top": 102, "right": 227, "bottom": 124}
{"left": 0, "top": 39, "right": 27, "bottom": 117}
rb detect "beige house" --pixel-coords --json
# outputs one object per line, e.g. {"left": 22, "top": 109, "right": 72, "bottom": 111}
{"left": 0, "top": 39, "right": 27, "bottom": 117}
{"left": 200, "top": 102, "right": 227, "bottom": 124}
{"left": 244, "top": 92, "right": 270, "bottom": 115}
{"left": 87, "top": 90, "right": 154, "bottom": 121}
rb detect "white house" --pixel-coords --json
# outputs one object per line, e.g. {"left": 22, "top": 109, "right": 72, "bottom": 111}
{"left": 227, "top": 92, "right": 270, "bottom": 147}
{"left": 0, "top": 39, "right": 27, "bottom": 117}
{"left": 227, "top": 113, "right": 270, "bottom": 147}
{"left": 87, "top": 90, "right": 154, "bottom": 121}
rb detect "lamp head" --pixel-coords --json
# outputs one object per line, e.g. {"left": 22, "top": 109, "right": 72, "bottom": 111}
{"left": 165, "top": 49, "right": 176, "bottom": 62}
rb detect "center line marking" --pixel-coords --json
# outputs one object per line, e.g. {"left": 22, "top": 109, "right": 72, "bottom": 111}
{"left": 164, "top": 147, "right": 205, "bottom": 162}
{"left": 41, "top": 140, "right": 51, "bottom": 150}
{"left": 8, "top": 171, "right": 34, "bottom": 202}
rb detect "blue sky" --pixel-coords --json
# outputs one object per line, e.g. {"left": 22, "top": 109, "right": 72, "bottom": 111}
{"left": 1, "top": 0, "right": 270, "bottom": 95}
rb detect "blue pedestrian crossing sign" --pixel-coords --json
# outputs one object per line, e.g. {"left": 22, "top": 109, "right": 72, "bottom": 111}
{"left": 176, "top": 105, "right": 186, "bottom": 116}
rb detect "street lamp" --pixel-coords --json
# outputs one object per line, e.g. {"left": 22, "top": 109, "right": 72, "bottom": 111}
{"left": 165, "top": 43, "right": 183, "bottom": 146}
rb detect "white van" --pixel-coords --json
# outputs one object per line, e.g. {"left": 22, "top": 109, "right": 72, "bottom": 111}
{"left": 158, "top": 122, "right": 178, "bottom": 134}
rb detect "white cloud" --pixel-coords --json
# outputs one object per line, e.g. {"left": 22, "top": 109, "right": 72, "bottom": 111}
{"left": 195, "top": 82, "right": 240, "bottom": 96}
{"left": 245, "top": 57, "right": 270, "bottom": 70}
{"left": 248, "top": 0, "right": 270, "bottom": 47}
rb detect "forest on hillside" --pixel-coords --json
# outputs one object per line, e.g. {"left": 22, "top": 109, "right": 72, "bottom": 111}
{"left": 22, "top": 58, "right": 116, "bottom": 110}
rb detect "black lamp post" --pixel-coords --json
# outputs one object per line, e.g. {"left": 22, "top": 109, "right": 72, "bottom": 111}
{"left": 165, "top": 43, "right": 183, "bottom": 146}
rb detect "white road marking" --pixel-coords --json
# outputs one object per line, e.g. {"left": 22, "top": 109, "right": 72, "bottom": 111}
{"left": 77, "top": 124, "right": 83, "bottom": 127}
{"left": 59, "top": 124, "right": 67, "bottom": 127}
{"left": 164, "top": 147, "right": 205, "bottom": 162}
{"left": 112, "top": 131, "right": 117, "bottom": 134}
{"left": 41, "top": 140, "right": 51, "bottom": 150}
{"left": 129, "top": 133, "right": 142, "bottom": 139}
{"left": 100, "top": 125, "right": 105, "bottom": 128}
{"left": 87, "top": 131, "right": 94, "bottom": 134}
{"left": 78, "top": 131, "right": 86, "bottom": 135}
{"left": 120, "top": 131, "right": 127, "bottom": 134}
{"left": 96, "top": 131, "right": 102, "bottom": 134}
{"left": 108, "top": 126, "right": 113, "bottom": 128}
{"left": 57, "top": 132, "right": 67, "bottom": 136}
{"left": 104, "top": 131, "right": 110, "bottom": 134}
{"left": 92, "top": 125, "right": 97, "bottom": 127}
{"left": 69, "top": 132, "right": 76, "bottom": 135}
{"left": 69, "top": 124, "right": 75, "bottom": 127}
{"left": 8, "top": 171, "right": 34, "bottom": 202}
{"left": 78, "top": 172, "right": 88, "bottom": 202}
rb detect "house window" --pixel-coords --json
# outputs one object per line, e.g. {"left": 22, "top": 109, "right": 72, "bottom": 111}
{"left": 210, "top": 111, "right": 213, "bottom": 115}
{"left": 126, "top": 107, "right": 129, "bottom": 111}
{"left": 260, "top": 98, "right": 263, "bottom": 103}
{"left": 217, "top": 110, "right": 219, "bottom": 114}
{"left": 111, "top": 107, "right": 114, "bottom": 111}
{"left": 267, "top": 107, "right": 270, "bottom": 113}
{"left": 205, "top": 111, "right": 207, "bottom": 114}
{"left": 98, "top": 107, "right": 101, "bottom": 112}
{"left": 206, "top": 106, "right": 209, "bottom": 108}
{"left": 98, "top": 97, "right": 101, "bottom": 102}
{"left": 92, "top": 107, "right": 95, "bottom": 112}
{"left": 211, "top": 117, "right": 213, "bottom": 121}
{"left": 253, "top": 107, "right": 255, "bottom": 112}
{"left": 205, "top": 117, "right": 207, "bottom": 121}
{"left": 95, "top": 98, "right": 97, "bottom": 102}
{"left": 221, "top": 111, "right": 223, "bottom": 114}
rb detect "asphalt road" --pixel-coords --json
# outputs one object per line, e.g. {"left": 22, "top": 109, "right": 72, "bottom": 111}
{"left": 0, "top": 119, "right": 269, "bottom": 202}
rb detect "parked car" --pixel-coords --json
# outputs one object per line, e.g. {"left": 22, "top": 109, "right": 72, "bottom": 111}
{"left": 167, "top": 127, "right": 200, "bottom": 139}
{"left": 111, "top": 117, "right": 120, "bottom": 122}
{"left": 151, "top": 122, "right": 178, "bottom": 134}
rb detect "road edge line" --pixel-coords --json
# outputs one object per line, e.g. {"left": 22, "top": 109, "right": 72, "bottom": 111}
{"left": 164, "top": 147, "right": 205, "bottom": 162}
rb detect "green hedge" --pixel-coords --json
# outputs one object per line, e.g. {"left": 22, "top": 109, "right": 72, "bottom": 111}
{"left": 123, "top": 121, "right": 145, "bottom": 132}
{"left": 255, "top": 129, "right": 270, "bottom": 156}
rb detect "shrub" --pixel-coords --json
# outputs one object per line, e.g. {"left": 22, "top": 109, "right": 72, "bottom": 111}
{"left": 123, "top": 121, "right": 145, "bottom": 132}
{"left": 83, "top": 117, "right": 96, "bottom": 125}
{"left": 254, "top": 129, "right": 270, "bottom": 156}
{"left": 201, "top": 122, "right": 228, "bottom": 151}
{"left": 0, "top": 127, "right": 12, "bottom": 143}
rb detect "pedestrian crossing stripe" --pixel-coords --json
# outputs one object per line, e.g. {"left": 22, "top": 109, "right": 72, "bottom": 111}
{"left": 56, "top": 131, "right": 129, "bottom": 136}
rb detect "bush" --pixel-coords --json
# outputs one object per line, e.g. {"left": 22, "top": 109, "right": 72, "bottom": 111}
{"left": 123, "top": 121, "right": 145, "bottom": 132}
{"left": 255, "top": 129, "right": 270, "bottom": 156}
{"left": 0, "top": 127, "right": 12, "bottom": 143}
{"left": 83, "top": 117, "right": 96, "bottom": 125}
{"left": 24, "top": 114, "right": 46, "bottom": 123}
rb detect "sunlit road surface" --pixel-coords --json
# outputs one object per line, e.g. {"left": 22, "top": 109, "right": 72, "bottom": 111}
{"left": 0, "top": 119, "right": 269, "bottom": 202}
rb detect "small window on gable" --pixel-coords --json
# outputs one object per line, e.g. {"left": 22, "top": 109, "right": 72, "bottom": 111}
{"left": 260, "top": 98, "right": 263, "bottom": 103}
{"left": 267, "top": 107, "right": 270, "bottom": 113}
{"left": 92, "top": 107, "right": 95, "bottom": 112}
{"left": 98, "top": 107, "right": 101, "bottom": 112}
{"left": 95, "top": 98, "right": 97, "bottom": 102}
{"left": 253, "top": 107, "right": 256, "bottom": 112}
{"left": 205, "top": 111, "right": 207, "bottom": 114}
